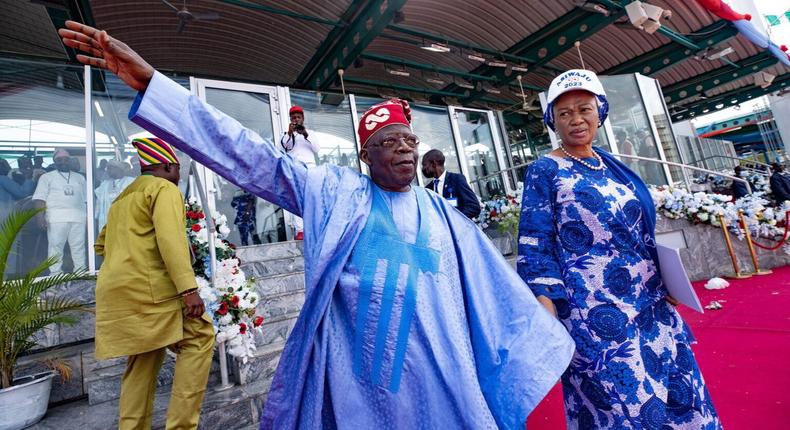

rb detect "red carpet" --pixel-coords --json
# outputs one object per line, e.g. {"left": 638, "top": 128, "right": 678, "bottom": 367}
{"left": 527, "top": 265, "right": 790, "bottom": 429}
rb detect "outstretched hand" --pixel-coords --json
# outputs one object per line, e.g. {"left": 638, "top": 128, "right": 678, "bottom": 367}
{"left": 58, "top": 20, "right": 155, "bottom": 92}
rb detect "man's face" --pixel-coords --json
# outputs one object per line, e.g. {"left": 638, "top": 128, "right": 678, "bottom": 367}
{"left": 360, "top": 124, "right": 419, "bottom": 191}
{"left": 18, "top": 157, "right": 32, "bottom": 169}
{"left": 290, "top": 112, "right": 304, "bottom": 126}
{"left": 164, "top": 163, "right": 181, "bottom": 185}
{"left": 54, "top": 156, "right": 70, "bottom": 172}
{"left": 421, "top": 158, "right": 438, "bottom": 179}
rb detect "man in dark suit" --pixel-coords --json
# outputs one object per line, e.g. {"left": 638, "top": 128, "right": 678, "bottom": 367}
{"left": 421, "top": 149, "right": 481, "bottom": 219}
{"left": 770, "top": 162, "right": 790, "bottom": 204}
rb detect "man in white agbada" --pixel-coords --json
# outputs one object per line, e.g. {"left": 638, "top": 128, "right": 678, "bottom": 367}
{"left": 94, "top": 159, "right": 135, "bottom": 231}
{"left": 32, "top": 149, "right": 87, "bottom": 273}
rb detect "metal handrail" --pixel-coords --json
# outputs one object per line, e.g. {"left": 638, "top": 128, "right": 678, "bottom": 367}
{"left": 690, "top": 154, "right": 772, "bottom": 174}
{"left": 612, "top": 153, "right": 752, "bottom": 194}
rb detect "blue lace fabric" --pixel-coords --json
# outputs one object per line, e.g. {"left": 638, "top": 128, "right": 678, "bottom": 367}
{"left": 518, "top": 154, "right": 722, "bottom": 429}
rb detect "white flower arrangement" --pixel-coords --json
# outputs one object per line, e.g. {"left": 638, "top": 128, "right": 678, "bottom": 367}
{"left": 186, "top": 200, "right": 264, "bottom": 362}
{"left": 651, "top": 185, "right": 790, "bottom": 251}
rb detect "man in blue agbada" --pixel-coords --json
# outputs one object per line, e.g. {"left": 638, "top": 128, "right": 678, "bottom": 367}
{"left": 60, "top": 21, "right": 574, "bottom": 430}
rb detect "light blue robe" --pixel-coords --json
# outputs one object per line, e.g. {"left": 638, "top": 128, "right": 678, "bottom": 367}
{"left": 129, "top": 72, "right": 575, "bottom": 430}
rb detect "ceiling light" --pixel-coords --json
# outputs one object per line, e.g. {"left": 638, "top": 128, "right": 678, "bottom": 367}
{"left": 94, "top": 101, "right": 104, "bottom": 117}
{"left": 576, "top": 1, "right": 610, "bottom": 16}
{"left": 511, "top": 65, "right": 529, "bottom": 73}
{"left": 484, "top": 86, "right": 501, "bottom": 94}
{"left": 421, "top": 42, "right": 451, "bottom": 53}
{"left": 487, "top": 60, "right": 508, "bottom": 68}
{"left": 456, "top": 80, "right": 475, "bottom": 90}
{"left": 426, "top": 76, "right": 446, "bottom": 85}
{"left": 707, "top": 47, "right": 734, "bottom": 60}
{"left": 467, "top": 53, "right": 486, "bottom": 62}
{"left": 386, "top": 66, "right": 410, "bottom": 77}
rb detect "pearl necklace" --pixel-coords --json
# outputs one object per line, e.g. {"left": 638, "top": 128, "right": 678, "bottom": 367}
{"left": 559, "top": 145, "right": 605, "bottom": 171}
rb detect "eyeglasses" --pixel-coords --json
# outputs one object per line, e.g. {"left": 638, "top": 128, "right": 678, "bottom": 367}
{"left": 371, "top": 133, "right": 420, "bottom": 149}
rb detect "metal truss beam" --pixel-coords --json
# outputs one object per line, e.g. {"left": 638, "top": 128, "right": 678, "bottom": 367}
{"left": 459, "top": 1, "right": 635, "bottom": 103}
{"left": 297, "top": 0, "right": 407, "bottom": 90}
{"left": 671, "top": 74, "right": 790, "bottom": 120}
{"left": 664, "top": 52, "right": 778, "bottom": 104}
{"left": 603, "top": 20, "right": 738, "bottom": 76}
{"left": 359, "top": 52, "right": 543, "bottom": 91}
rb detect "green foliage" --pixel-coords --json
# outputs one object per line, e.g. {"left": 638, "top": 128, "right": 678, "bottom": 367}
{"left": 0, "top": 209, "right": 94, "bottom": 389}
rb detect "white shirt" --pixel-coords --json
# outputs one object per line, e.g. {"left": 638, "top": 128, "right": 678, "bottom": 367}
{"left": 430, "top": 171, "right": 448, "bottom": 196}
{"left": 280, "top": 130, "right": 320, "bottom": 166}
{"left": 32, "top": 170, "right": 87, "bottom": 223}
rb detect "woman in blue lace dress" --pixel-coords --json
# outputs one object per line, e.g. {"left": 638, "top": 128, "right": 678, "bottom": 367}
{"left": 518, "top": 70, "right": 721, "bottom": 429}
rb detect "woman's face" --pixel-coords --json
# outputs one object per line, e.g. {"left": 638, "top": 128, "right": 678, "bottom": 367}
{"left": 554, "top": 90, "right": 599, "bottom": 148}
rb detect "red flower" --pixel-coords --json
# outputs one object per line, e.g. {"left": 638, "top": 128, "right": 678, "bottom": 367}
{"left": 217, "top": 302, "right": 228, "bottom": 315}
{"left": 191, "top": 224, "right": 202, "bottom": 232}
{"left": 198, "top": 212, "right": 205, "bottom": 219}
{"left": 253, "top": 316, "right": 264, "bottom": 327}
{"left": 231, "top": 295, "right": 240, "bottom": 306}
{"left": 489, "top": 209, "right": 498, "bottom": 218}
{"left": 239, "top": 322, "right": 247, "bottom": 334}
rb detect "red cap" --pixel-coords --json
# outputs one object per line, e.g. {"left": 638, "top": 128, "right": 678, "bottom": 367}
{"left": 289, "top": 105, "right": 304, "bottom": 115}
{"left": 357, "top": 99, "right": 412, "bottom": 147}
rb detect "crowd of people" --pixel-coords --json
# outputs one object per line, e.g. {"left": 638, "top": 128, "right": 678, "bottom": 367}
{"left": 0, "top": 147, "right": 144, "bottom": 276}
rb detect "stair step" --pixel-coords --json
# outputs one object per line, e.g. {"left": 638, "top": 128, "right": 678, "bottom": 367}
{"left": 31, "top": 376, "right": 270, "bottom": 430}
{"left": 253, "top": 272, "right": 305, "bottom": 298}
{"left": 235, "top": 241, "right": 303, "bottom": 264}
{"left": 85, "top": 353, "right": 222, "bottom": 406}
{"left": 257, "top": 289, "right": 305, "bottom": 322}
{"left": 231, "top": 341, "right": 286, "bottom": 386}
{"left": 241, "top": 255, "right": 304, "bottom": 278}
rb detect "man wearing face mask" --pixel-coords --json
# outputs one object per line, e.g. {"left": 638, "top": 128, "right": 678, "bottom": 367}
{"left": 32, "top": 149, "right": 87, "bottom": 273}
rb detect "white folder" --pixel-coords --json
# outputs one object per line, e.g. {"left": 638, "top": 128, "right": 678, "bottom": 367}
{"left": 656, "top": 244, "right": 704, "bottom": 313}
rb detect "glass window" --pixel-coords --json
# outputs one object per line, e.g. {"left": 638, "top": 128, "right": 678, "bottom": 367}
{"left": 640, "top": 76, "right": 684, "bottom": 184}
{"left": 91, "top": 72, "right": 192, "bottom": 269}
{"left": 202, "top": 87, "right": 286, "bottom": 245}
{"left": 288, "top": 90, "right": 359, "bottom": 170}
{"left": 600, "top": 75, "right": 668, "bottom": 185}
{"left": 411, "top": 104, "right": 458, "bottom": 184}
{"left": 0, "top": 58, "right": 86, "bottom": 276}
{"left": 454, "top": 109, "right": 505, "bottom": 200}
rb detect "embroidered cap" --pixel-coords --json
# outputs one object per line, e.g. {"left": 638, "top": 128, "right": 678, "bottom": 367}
{"left": 132, "top": 137, "right": 180, "bottom": 166}
{"left": 543, "top": 69, "right": 609, "bottom": 131}
{"left": 357, "top": 98, "right": 412, "bottom": 147}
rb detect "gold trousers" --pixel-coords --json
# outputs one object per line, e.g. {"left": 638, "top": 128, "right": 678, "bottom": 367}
{"left": 118, "top": 315, "right": 215, "bottom": 430}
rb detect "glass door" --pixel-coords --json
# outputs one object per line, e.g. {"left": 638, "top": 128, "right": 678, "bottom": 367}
{"left": 193, "top": 79, "right": 291, "bottom": 245}
{"left": 449, "top": 107, "right": 510, "bottom": 200}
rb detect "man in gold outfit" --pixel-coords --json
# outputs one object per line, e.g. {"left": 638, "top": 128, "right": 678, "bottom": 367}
{"left": 94, "top": 137, "right": 214, "bottom": 429}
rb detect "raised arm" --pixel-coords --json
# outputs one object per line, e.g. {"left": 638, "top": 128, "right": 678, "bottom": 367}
{"left": 59, "top": 20, "right": 307, "bottom": 216}
{"left": 128, "top": 72, "right": 307, "bottom": 215}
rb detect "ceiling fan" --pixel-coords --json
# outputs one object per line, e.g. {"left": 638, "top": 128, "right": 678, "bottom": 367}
{"left": 507, "top": 75, "right": 542, "bottom": 117}
{"left": 159, "top": 0, "right": 220, "bottom": 34}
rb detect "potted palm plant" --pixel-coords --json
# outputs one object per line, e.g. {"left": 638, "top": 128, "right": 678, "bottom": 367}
{"left": 0, "top": 209, "right": 93, "bottom": 430}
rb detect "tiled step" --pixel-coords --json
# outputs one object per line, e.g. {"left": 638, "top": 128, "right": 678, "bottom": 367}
{"left": 235, "top": 241, "right": 303, "bottom": 265}
{"left": 31, "top": 376, "right": 270, "bottom": 430}
{"left": 231, "top": 341, "right": 285, "bottom": 386}
{"left": 241, "top": 255, "right": 304, "bottom": 278}
{"left": 84, "top": 352, "right": 223, "bottom": 406}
